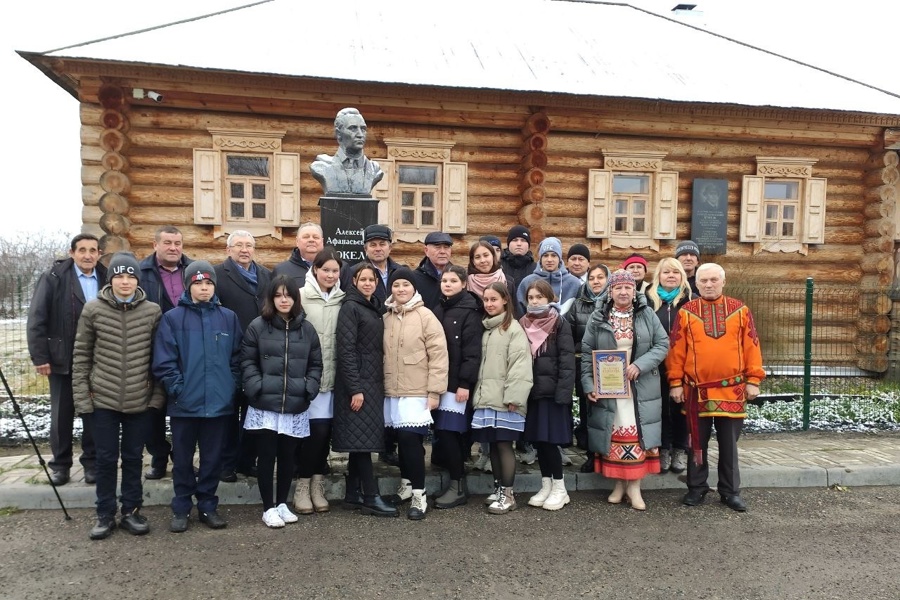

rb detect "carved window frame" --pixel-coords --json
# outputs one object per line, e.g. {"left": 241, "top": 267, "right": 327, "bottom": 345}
{"left": 192, "top": 129, "right": 300, "bottom": 240}
{"left": 586, "top": 150, "right": 679, "bottom": 252}
{"left": 373, "top": 138, "right": 468, "bottom": 243}
{"left": 740, "top": 157, "right": 827, "bottom": 255}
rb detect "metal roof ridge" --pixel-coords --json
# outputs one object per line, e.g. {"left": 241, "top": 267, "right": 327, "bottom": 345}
{"left": 558, "top": 0, "right": 900, "bottom": 100}
{"left": 39, "top": 0, "right": 273, "bottom": 55}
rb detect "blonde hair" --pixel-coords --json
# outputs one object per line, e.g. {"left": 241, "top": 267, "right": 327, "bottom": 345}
{"left": 646, "top": 257, "right": 691, "bottom": 309}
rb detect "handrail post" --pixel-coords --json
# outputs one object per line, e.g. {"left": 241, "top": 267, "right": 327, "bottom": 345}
{"left": 802, "top": 277, "right": 813, "bottom": 430}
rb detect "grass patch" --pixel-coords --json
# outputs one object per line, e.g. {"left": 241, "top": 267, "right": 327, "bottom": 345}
{"left": 0, "top": 506, "right": 19, "bottom": 517}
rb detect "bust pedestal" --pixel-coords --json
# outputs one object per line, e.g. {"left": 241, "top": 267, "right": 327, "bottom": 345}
{"left": 318, "top": 194, "right": 378, "bottom": 266}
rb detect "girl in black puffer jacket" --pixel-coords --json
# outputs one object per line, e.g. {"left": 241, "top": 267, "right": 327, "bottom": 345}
{"left": 520, "top": 279, "right": 576, "bottom": 511}
{"left": 432, "top": 265, "right": 483, "bottom": 509}
{"left": 566, "top": 263, "right": 609, "bottom": 471}
{"left": 645, "top": 257, "right": 692, "bottom": 475}
{"left": 241, "top": 275, "right": 323, "bottom": 528}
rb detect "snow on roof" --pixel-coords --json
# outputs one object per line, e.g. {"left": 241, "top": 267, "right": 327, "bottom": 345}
{"left": 32, "top": 0, "right": 900, "bottom": 116}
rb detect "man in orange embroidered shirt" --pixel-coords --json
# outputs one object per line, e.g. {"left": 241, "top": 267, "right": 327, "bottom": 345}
{"left": 666, "top": 263, "right": 764, "bottom": 512}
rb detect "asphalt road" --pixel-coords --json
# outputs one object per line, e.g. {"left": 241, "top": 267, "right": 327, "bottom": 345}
{"left": 1, "top": 486, "right": 898, "bottom": 600}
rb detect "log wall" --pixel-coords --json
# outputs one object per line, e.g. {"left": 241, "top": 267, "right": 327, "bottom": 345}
{"left": 70, "top": 72, "right": 900, "bottom": 372}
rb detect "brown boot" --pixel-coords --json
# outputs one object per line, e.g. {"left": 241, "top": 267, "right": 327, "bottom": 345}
{"left": 293, "top": 478, "right": 313, "bottom": 515}
{"left": 311, "top": 474, "right": 330, "bottom": 513}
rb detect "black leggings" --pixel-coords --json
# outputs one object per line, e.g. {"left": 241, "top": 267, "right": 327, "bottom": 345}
{"left": 253, "top": 430, "right": 299, "bottom": 510}
{"left": 396, "top": 430, "right": 426, "bottom": 490}
{"left": 296, "top": 420, "right": 331, "bottom": 478}
{"left": 489, "top": 441, "right": 516, "bottom": 487}
{"left": 347, "top": 452, "right": 378, "bottom": 496}
{"left": 536, "top": 441, "right": 563, "bottom": 479}
{"left": 436, "top": 429, "right": 465, "bottom": 480}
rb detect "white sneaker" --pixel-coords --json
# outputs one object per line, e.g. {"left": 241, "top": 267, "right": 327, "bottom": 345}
{"left": 670, "top": 449, "right": 688, "bottom": 473}
{"left": 484, "top": 482, "right": 501, "bottom": 506}
{"left": 262, "top": 508, "right": 285, "bottom": 528}
{"left": 659, "top": 449, "right": 672, "bottom": 473}
{"left": 542, "top": 478, "right": 570, "bottom": 511}
{"left": 275, "top": 503, "right": 298, "bottom": 524}
{"left": 519, "top": 444, "right": 537, "bottom": 465}
{"left": 473, "top": 453, "right": 490, "bottom": 471}
{"left": 559, "top": 447, "right": 573, "bottom": 466}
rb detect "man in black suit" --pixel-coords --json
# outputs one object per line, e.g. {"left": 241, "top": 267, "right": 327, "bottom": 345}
{"left": 214, "top": 230, "right": 272, "bottom": 481}
{"left": 27, "top": 233, "right": 107, "bottom": 485}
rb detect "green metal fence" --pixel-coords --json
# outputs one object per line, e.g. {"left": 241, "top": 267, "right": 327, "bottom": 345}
{"left": 729, "top": 278, "right": 899, "bottom": 431}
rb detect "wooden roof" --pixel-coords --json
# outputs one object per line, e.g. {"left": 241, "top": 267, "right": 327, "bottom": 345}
{"left": 20, "top": 0, "right": 900, "bottom": 116}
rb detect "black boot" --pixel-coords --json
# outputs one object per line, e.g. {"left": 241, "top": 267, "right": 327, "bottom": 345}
{"left": 580, "top": 452, "right": 596, "bottom": 473}
{"left": 343, "top": 474, "right": 363, "bottom": 509}
{"left": 360, "top": 494, "right": 399, "bottom": 517}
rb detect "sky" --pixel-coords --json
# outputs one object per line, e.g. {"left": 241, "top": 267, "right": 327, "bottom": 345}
{"left": 3, "top": 0, "right": 898, "bottom": 239}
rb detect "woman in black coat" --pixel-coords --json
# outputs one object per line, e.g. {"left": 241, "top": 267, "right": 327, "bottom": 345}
{"left": 241, "top": 275, "right": 323, "bottom": 529}
{"left": 520, "top": 279, "right": 576, "bottom": 511}
{"left": 331, "top": 263, "right": 397, "bottom": 517}
{"left": 431, "top": 265, "right": 483, "bottom": 509}
{"left": 566, "top": 263, "right": 610, "bottom": 471}
{"left": 645, "top": 257, "right": 692, "bottom": 475}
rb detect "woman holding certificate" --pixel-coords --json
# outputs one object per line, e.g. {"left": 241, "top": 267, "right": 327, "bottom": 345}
{"left": 580, "top": 269, "right": 669, "bottom": 510}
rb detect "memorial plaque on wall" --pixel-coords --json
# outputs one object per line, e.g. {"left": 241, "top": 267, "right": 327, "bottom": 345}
{"left": 691, "top": 179, "right": 728, "bottom": 255}
{"left": 318, "top": 194, "right": 378, "bottom": 266}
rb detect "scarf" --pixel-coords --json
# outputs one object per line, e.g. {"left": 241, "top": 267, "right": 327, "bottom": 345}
{"left": 658, "top": 286, "right": 680, "bottom": 303}
{"left": 233, "top": 258, "right": 258, "bottom": 289}
{"left": 519, "top": 305, "right": 560, "bottom": 357}
{"left": 467, "top": 269, "right": 506, "bottom": 298}
{"left": 385, "top": 291, "right": 423, "bottom": 320}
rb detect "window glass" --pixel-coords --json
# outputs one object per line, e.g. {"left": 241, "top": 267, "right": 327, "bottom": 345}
{"left": 252, "top": 204, "right": 266, "bottom": 219}
{"left": 422, "top": 211, "right": 434, "bottom": 226}
{"left": 399, "top": 165, "right": 437, "bottom": 185}
{"left": 764, "top": 181, "right": 799, "bottom": 200}
{"left": 230, "top": 203, "right": 244, "bottom": 218}
{"left": 227, "top": 156, "right": 269, "bottom": 177}
{"left": 230, "top": 183, "right": 245, "bottom": 199}
{"left": 401, "top": 191, "right": 415, "bottom": 207}
{"left": 613, "top": 175, "right": 650, "bottom": 194}
{"left": 252, "top": 184, "right": 267, "bottom": 200}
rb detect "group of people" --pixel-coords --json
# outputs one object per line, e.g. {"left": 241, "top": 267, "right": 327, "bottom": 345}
{"left": 27, "top": 220, "right": 764, "bottom": 540}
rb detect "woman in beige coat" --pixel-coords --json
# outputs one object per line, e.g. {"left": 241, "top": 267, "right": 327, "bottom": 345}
{"left": 383, "top": 267, "right": 449, "bottom": 520}
{"left": 293, "top": 248, "right": 346, "bottom": 515}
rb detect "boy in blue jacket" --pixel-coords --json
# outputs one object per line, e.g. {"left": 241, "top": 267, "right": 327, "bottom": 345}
{"left": 153, "top": 261, "right": 242, "bottom": 532}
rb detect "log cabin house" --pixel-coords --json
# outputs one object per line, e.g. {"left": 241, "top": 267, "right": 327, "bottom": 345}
{"left": 18, "top": 0, "right": 900, "bottom": 374}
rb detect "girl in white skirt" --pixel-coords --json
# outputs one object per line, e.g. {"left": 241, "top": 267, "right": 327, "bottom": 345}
{"left": 383, "top": 267, "right": 449, "bottom": 520}
{"left": 294, "top": 249, "right": 345, "bottom": 514}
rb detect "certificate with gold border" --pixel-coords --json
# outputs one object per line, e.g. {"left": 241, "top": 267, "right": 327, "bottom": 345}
{"left": 592, "top": 349, "right": 632, "bottom": 398}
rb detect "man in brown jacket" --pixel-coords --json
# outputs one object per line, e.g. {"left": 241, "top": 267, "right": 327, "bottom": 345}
{"left": 73, "top": 253, "right": 163, "bottom": 540}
